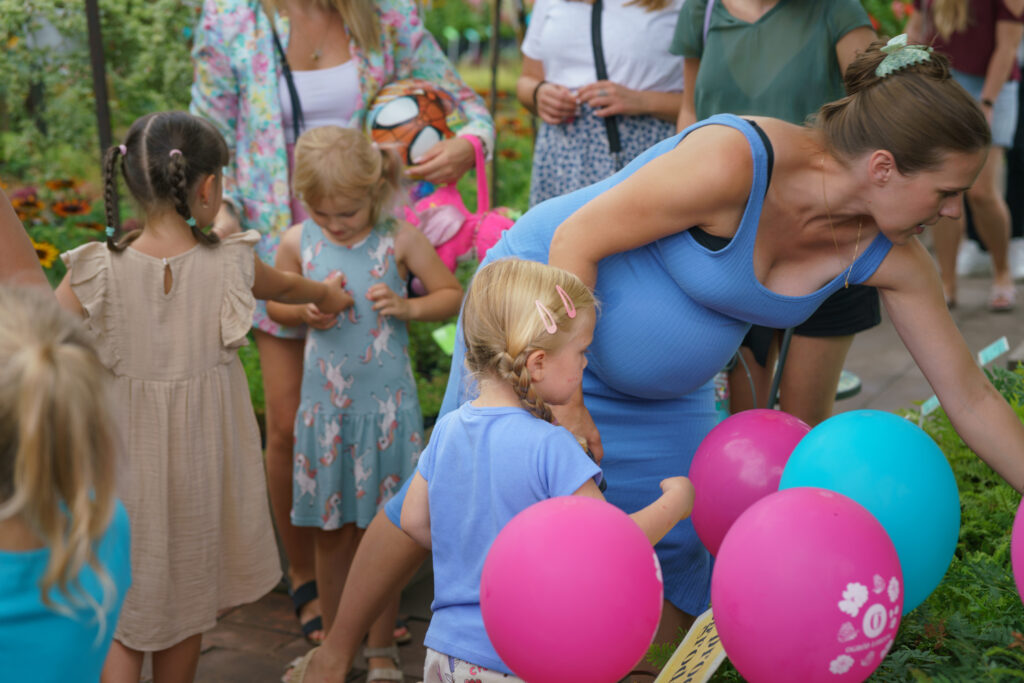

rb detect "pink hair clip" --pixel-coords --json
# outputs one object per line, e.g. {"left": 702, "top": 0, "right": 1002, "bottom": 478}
{"left": 118, "top": 144, "right": 127, "bottom": 156}
{"left": 169, "top": 149, "right": 182, "bottom": 158}
{"left": 535, "top": 300, "right": 558, "bottom": 334}
{"left": 555, "top": 285, "right": 576, "bottom": 319}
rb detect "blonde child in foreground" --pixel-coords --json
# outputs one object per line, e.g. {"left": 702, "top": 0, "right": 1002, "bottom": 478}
{"left": 267, "top": 126, "right": 462, "bottom": 680}
{"left": 399, "top": 259, "right": 694, "bottom": 682}
{"left": 55, "top": 111, "right": 350, "bottom": 682}
{"left": 0, "top": 286, "right": 131, "bottom": 681}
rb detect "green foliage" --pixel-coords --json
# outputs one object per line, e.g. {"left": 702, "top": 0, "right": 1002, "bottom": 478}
{"left": 860, "top": 0, "right": 913, "bottom": 39}
{"left": 0, "top": 0, "right": 197, "bottom": 177}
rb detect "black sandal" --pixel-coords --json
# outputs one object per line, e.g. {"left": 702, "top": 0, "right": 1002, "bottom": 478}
{"left": 289, "top": 580, "right": 324, "bottom": 645}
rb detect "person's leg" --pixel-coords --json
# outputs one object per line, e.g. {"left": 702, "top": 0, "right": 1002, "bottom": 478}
{"left": 966, "top": 146, "right": 1015, "bottom": 305}
{"left": 150, "top": 634, "right": 203, "bottom": 683}
{"left": 365, "top": 597, "right": 403, "bottom": 682}
{"left": 300, "top": 510, "right": 428, "bottom": 682}
{"left": 778, "top": 334, "right": 854, "bottom": 427}
{"left": 930, "top": 215, "right": 964, "bottom": 306}
{"left": 628, "top": 601, "right": 697, "bottom": 676}
{"left": 101, "top": 640, "right": 145, "bottom": 682}
{"left": 254, "top": 330, "right": 322, "bottom": 641}
{"left": 727, "top": 333, "right": 778, "bottom": 413}
{"left": 314, "top": 524, "right": 363, "bottom": 633}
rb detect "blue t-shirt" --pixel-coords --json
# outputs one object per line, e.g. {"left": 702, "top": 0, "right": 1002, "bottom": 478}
{"left": 417, "top": 404, "right": 601, "bottom": 673}
{"left": 0, "top": 501, "right": 131, "bottom": 682}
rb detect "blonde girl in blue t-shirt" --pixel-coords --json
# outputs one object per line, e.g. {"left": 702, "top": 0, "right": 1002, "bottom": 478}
{"left": 398, "top": 259, "right": 695, "bottom": 682}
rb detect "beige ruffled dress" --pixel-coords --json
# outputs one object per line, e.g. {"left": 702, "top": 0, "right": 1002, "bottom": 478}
{"left": 61, "top": 231, "right": 281, "bottom": 651}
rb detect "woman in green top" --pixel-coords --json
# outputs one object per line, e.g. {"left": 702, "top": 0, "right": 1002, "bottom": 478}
{"left": 670, "top": 0, "right": 877, "bottom": 426}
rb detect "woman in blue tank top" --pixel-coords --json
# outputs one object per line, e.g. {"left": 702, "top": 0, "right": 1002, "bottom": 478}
{"left": 287, "top": 37, "right": 1024, "bottom": 682}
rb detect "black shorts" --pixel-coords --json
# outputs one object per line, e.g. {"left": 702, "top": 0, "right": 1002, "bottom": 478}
{"left": 741, "top": 285, "right": 880, "bottom": 367}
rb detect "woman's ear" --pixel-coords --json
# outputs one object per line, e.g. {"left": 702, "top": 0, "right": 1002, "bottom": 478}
{"left": 867, "top": 150, "right": 897, "bottom": 186}
{"left": 526, "top": 349, "right": 546, "bottom": 383}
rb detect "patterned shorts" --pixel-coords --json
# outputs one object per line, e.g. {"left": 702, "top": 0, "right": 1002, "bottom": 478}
{"left": 423, "top": 648, "right": 523, "bottom": 683}
{"left": 528, "top": 103, "right": 676, "bottom": 208}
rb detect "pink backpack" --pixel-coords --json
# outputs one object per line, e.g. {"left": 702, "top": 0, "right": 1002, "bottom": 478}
{"left": 404, "top": 134, "right": 515, "bottom": 277}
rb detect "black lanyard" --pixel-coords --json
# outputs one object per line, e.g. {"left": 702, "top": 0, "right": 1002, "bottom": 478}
{"left": 590, "top": 0, "right": 622, "bottom": 160}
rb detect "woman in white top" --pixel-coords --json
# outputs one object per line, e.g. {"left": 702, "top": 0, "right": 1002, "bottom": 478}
{"left": 516, "top": 0, "right": 684, "bottom": 207}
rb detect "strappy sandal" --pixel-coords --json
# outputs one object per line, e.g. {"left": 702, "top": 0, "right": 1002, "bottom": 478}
{"left": 989, "top": 284, "right": 1016, "bottom": 313}
{"left": 364, "top": 643, "right": 404, "bottom": 682}
{"left": 282, "top": 646, "right": 318, "bottom": 683}
{"left": 289, "top": 580, "right": 324, "bottom": 645}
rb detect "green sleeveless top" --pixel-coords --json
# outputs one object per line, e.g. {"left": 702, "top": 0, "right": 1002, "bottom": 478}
{"left": 670, "top": 0, "right": 871, "bottom": 124}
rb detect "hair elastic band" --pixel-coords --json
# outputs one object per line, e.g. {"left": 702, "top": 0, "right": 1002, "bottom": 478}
{"left": 555, "top": 285, "right": 576, "bottom": 319}
{"left": 118, "top": 144, "right": 127, "bottom": 156}
{"left": 169, "top": 149, "right": 183, "bottom": 158}
{"left": 535, "top": 300, "right": 558, "bottom": 334}
{"left": 186, "top": 217, "right": 197, "bottom": 227}
{"left": 105, "top": 226, "right": 116, "bottom": 237}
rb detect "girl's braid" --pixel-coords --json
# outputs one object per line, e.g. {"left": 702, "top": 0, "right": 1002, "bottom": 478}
{"left": 496, "top": 350, "right": 554, "bottom": 424}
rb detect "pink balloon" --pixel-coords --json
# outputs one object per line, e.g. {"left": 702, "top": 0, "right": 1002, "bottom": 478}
{"left": 690, "top": 409, "right": 810, "bottom": 556}
{"left": 712, "top": 488, "right": 903, "bottom": 683}
{"left": 1013, "top": 497, "right": 1024, "bottom": 605}
{"left": 480, "top": 497, "right": 663, "bottom": 683}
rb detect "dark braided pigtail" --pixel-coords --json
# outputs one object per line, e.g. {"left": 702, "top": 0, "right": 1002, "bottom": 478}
{"left": 102, "top": 145, "right": 126, "bottom": 253}
{"left": 167, "top": 152, "right": 219, "bottom": 247}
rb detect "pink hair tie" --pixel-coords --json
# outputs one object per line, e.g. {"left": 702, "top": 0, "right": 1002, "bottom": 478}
{"left": 118, "top": 144, "right": 127, "bottom": 156}
{"left": 169, "top": 149, "right": 182, "bottom": 158}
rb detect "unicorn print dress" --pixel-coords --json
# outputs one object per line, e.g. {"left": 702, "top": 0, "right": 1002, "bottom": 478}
{"left": 291, "top": 218, "right": 423, "bottom": 530}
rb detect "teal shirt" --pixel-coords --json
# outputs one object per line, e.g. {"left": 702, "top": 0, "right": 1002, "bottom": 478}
{"left": 670, "top": 0, "right": 871, "bottom": 124}
{"left": 0, "top": 501, "right": 131, "bottom": 682}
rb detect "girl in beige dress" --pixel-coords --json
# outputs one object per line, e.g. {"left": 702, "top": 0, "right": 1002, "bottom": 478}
{"left": 55, "top": 111, "right": 351, "bottom": 682}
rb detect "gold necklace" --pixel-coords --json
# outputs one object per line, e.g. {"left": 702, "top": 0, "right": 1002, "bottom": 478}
{"left": 820, "top": 154, "right": 863, "bottom": 289}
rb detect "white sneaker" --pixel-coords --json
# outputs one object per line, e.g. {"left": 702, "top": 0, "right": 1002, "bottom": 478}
{"left": 956, "top": 239, "right": 992, "bottom": 277}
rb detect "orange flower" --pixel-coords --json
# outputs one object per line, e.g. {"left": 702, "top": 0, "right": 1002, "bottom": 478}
{"left": 31, "top": 239, "right": 59, "bottom": 269}
{"left": 498, "top": 148, "right": 521, "bottom": 160}
{"left": 11, "top": 195, "right": 42, "bottom": 220}
{"left": 45, "top": 178, "right": 77, "bottom": 190}
{"left": 51, "top": 199, "right": 92, "bottom": 217}
{"left": 77, "top": 221, "right": 105, "bottom": 232}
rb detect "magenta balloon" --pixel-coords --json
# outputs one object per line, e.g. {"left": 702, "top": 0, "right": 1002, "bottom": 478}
{"left": 712, "top": 488, "right": 903, "bottom": 683}
{"left": 480, "top": 496, "right": 663, "bottom": 683}
{"left": 1013, "top": 497, "right": 1024, "bottom": 606}
{"left": 690, "top": 409, "right": 810, "bottom": 555}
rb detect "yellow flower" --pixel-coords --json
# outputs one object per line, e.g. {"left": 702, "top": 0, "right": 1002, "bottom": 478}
{"left": 31, "top": 239, "right": 59, "bottom": 269}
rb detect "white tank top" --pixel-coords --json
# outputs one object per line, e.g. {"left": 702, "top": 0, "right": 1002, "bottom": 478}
{"left": 279, "top": 60, "right": 360, "bottom": 144}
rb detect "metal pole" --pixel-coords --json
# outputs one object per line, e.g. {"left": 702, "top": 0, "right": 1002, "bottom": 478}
{"left": 85, "top": 0, "right": 113, "bottom": 156}
{"left": 488, "top": 0, "right": 501, "bottom": 200}
{"left": 767, "top": 327, "right": 795, "bottom": 410}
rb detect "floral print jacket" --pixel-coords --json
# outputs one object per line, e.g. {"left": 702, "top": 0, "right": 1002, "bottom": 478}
{"left": 190, "top": 0, "right": 495, "bottom": 239}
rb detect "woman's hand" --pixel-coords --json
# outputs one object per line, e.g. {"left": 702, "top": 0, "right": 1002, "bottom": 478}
{"left": 577, "top": 80, "right": 641, "bottom": 118}
{"left": 366, "top": 282, "right": 411, "bottom": 320}
{"left": 212, "top": 203, "right": 242, "bottom": 239}
{"left": 405, "top": 137, "right": 474, "bottom": 184}
{"left": 551, "top": 389, "right": 604, "bottom": 463}
{"left": 299, "top": 303, "right": 339, "bottom": 330}
{"left": 535, "top": 82, "right": 578, "bottom": 125}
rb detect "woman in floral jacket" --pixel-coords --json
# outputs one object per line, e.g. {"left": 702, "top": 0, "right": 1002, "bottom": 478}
{"left": 190, "top": 0, "right": 493, "bottom": 674}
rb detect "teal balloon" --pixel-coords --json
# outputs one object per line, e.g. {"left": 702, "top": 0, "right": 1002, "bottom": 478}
{"left": 779, "top": 410, "right": 960, "bottom": 614}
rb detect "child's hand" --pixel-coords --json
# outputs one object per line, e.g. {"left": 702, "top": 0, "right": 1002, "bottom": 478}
{"left": 659, "top": 476, "right": 695, "bottom": 520}
{"left": 366, "top": 283, "right": 411, "bottom": 320}
{"left": 318, "top": 273, "right": 354, "bottom": 314}
{"left": 299, "top": 303, "right": 338, "bottom": 330}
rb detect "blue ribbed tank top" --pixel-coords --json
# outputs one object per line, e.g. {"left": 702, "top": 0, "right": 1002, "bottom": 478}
{"left": 486, "top": 113, "right": 893, "bottom": 400}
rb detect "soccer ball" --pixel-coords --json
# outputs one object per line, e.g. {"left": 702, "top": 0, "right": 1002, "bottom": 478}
{"left": 366, "top": 79, "right": 462, "bottom": 166}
